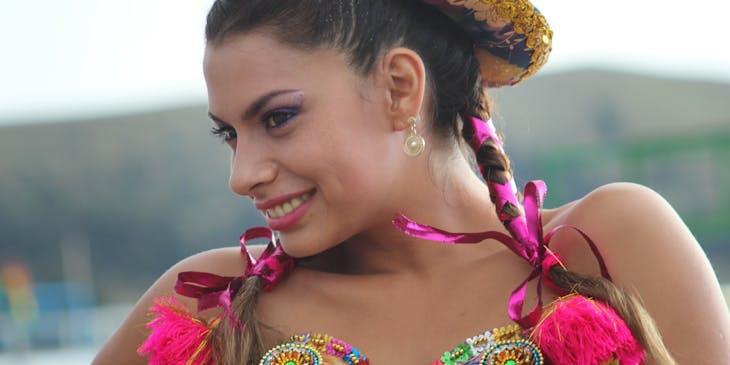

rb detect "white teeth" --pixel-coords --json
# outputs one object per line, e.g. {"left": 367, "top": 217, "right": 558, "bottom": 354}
{"left": 274, "top": 206, "right": 285, "bottom": 217}
{"left": 265, "top": 192, "right": 313, "bottom": 219}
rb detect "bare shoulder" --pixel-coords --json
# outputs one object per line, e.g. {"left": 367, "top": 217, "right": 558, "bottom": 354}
{"left": 92, "top": 245, "right": 265, "bottom": 365}
{"left": 137, "top": 245, "right": 263, "bottom": 316}
{"left": 543, "top": 181, "right": 669, "bottom": 229}
{"left": 543, "top": 182, "right": 700, "bottom": 276}
{"left": 544, "top": 182, "right": 730, "bottom": 362}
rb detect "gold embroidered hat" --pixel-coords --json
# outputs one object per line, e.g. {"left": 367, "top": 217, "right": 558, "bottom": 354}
{"left": 422, "top": 0, "right": 553, "bottom": 87}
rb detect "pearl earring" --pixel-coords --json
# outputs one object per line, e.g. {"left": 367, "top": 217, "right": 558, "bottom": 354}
{"left": 403, "top": 117, "right": 425, "bottom": 157}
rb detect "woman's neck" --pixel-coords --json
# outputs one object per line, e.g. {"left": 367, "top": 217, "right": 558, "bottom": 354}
{"left": 303, "top": 149, "right": 510, "bottom": 277}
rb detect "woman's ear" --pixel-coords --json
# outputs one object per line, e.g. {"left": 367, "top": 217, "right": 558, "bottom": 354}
{"left": 378, "top": 47, "right": 427, "bottom": 131}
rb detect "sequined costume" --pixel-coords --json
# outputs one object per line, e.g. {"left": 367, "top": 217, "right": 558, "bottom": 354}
{"left": 139, "top": 222, "right": 643, "bottom": 365}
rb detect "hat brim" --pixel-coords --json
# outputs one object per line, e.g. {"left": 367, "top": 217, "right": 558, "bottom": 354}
{"left": 423, "top": 0, "right": 553, "bottom": 87}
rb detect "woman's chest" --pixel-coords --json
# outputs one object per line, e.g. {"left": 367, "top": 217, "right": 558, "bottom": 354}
{"left": 256, "top": 261, "right": 551, "bottom": 364}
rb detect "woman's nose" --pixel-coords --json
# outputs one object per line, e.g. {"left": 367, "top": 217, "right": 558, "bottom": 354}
{"left": 228, "top": 144, "right": 277, "bottom": 197}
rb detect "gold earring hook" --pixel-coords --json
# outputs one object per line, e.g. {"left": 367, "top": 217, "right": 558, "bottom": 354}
{"left": 403, "top": 117, "right": 425, "bottom": 157}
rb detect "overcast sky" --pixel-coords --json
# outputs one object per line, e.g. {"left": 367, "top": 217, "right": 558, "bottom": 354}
{"left": 2, "top": 0, "right": 729, "bottom": 125}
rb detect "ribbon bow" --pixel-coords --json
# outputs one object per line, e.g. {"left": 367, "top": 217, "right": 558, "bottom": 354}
{"left": 174, "top": 227, "right": 295, "bottom": 324}
{"left": 392, "top": 181, "right": 612, "bottom": 328}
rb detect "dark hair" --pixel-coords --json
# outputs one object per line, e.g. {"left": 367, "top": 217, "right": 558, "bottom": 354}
{"left": 204, "top": 1, "right": 675, "bottom": 364}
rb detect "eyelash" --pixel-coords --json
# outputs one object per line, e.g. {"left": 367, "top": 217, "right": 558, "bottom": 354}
{"left": 210, "top": 124, "right": 236, "bottom": 142}
{"left": 262, "top": 108, "right": 298, "bottom": 130}
{"left": 209, "top": 108, "right": 299, "bottom": 143}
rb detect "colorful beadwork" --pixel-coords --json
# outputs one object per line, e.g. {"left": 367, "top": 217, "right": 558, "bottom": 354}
{"left": 259, "top": 333, "right": 369, "bottom": 365}
{"left": 262, "top": 328, "right": 540, "bottom": 365}
{"left": 432, "top": 325, "right": 543, "bottom": 365}
{"left": 440, "top": 342, "right": 473, "bottom": 364}
{"left": 479, "top": 340, "right": 543, "bottom": 365}
{"left": 466, "top": 330, "right": 496, "bottom": 354}
{"left": 258, "top": 343, "right": 323, "bottom": 365}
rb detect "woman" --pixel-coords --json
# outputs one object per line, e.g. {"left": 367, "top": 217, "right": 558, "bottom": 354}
{"left": 94, "top": 0, "right": 730, "bottom": 364}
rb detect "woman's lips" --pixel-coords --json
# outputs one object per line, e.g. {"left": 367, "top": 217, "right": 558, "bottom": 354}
{"left": 259, "top": 189, "right": 316, "bottom": 231}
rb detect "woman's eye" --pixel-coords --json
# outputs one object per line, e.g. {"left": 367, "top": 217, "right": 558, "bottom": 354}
{"left": 263, "top": 109, "right": 298, "bottom": 130}
{"left": 210, "top": 125, "right": 237, "bottom": 142}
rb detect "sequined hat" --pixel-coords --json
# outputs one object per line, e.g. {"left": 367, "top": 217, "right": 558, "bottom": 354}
{"left": 422, "top": 0, "right": 553, "bottom": 88}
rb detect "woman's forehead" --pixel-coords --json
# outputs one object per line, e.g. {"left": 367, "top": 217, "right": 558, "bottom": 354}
{"left": 205, "top": 33, "right": 298, "bottom": 74}
{"left": 203, "top": 31, "right": 374, "bottom": 119}
{"left": 203, "top": 32, "right": 353, "bottom": 86}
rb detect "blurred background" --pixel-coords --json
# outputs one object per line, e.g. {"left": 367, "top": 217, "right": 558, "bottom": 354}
{"left": 1, "top": 0, "right": 728, "bottom": 363}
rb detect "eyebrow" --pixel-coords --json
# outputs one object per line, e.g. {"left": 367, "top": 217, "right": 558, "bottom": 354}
{"left": 208, "top": 89, "right": 301, "bottom": 125}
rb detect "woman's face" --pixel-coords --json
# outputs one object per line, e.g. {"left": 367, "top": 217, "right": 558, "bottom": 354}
{"left": 204, "top": 32, "right": 409, "bottom": 257}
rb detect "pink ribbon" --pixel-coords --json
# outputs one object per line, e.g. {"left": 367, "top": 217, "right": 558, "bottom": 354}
{"left": 392, "top": 180, "right": 611, "bottom": 328}
{"left": 174, "top": 227, "right": 295, "bottom": 324}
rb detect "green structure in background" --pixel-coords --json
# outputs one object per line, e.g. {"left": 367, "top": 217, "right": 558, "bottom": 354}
{"left": 536, "top": 129, "right": 730, "bottom": 249}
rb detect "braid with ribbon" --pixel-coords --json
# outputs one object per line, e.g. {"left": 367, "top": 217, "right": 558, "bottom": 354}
{"left": 394, "top": 97, "right": 675, "bottom": 363}
{"left": 200, "top": 228, "right": 295, "bottom": 364}
{"left": 469, "top": 115, "right": 676, "bottom": 363}
{"left": 145, "top": 228, "right": 296, "bottom": 365}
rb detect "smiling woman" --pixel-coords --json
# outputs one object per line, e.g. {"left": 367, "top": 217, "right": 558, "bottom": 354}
{"left": 93, "top": 1, "right": 730, "bottom": 364}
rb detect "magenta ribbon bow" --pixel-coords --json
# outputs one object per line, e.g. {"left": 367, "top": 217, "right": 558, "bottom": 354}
{"left": 392, "top": 181, "right": 612, "bottom": 328}
{"left": 174, "top": 227, "right": 295, "bottom": 323}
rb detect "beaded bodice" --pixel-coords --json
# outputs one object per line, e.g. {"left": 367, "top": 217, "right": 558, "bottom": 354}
{"left": 259, "top": 324, "right": 543, "bottom": 365}
{"left": 140, "top": 291, "right": 643, "bottom": 365}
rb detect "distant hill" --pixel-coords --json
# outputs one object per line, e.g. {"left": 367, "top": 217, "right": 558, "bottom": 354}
{"left": 493, "top": 68, "right": 730, "bottom": 149}
{"left": 1, "top": 69, "right": 728, "bottom": 303}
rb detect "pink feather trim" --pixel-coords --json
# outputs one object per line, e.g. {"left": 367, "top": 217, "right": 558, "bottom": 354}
{"left": 532, "top": 295, "right": 645, "bottom": 365}
{"left": 138, "top": 296, "right": 216, "bottom": 365}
